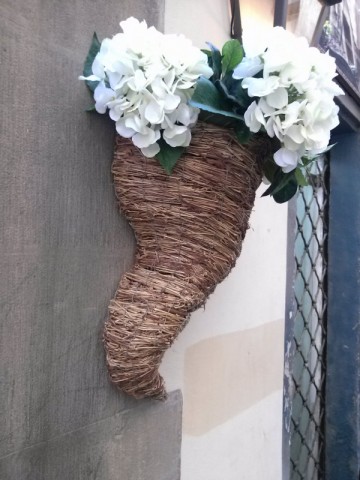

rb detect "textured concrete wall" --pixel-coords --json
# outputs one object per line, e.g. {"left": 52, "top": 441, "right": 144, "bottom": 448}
{"left": 0, "top": 1, "right": 182, "bottom": 479}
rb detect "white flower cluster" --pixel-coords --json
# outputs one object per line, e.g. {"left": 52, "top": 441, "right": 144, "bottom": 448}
{"left": 80, "top": 17, "right": 213, "bottom": 157}
{"left": 233, "top": 27, "right": 344, "bottom": 173}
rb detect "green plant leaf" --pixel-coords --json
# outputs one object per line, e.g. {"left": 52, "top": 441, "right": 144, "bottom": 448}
{"left": 221, "top": 39, "right": 243, "bottom": 75}
{"left": 83, "top": 32, "right": 101, "bottom": 92}
{"left": 190, "top": 77, "right": 243, "bottom": 121}
{"left": 198, "top": 111, "right": 242, "bottom": 129}
{"left": 273, "top": 180, "right": 298, "bottom": 203}
{"left": 262, "top": 166, "right": 299, "bottom": 202}
{"left": 234, "top": 123, "right": 251, "bottom": 144}
{"left": 262, "top": 158, "right": 279, "bottom": 183}
{"left": 262, "top": 169, "right": 295, "bottom": 197}
{"left": 155, "top": 139, "right": 185, "bottom": 174}
{"left": 219, "top": 75, "right": 252, "bottom": 109}
{"left": 216, "top": 79, "right": 245, "bottom": 109}
{"left": 85, "top": 80, "right": 100, "bottom": 92}
{"left": 300, "top": 156, "right": 316, "bottom": 167}
{"left": 85, "top": 104, "right": 96, "bottom": 112}
{"left": 201, "top": 49, "right": 212, "bottom": 57}
{"left": 190, "top": 100, "right": 244, "bottom": 120}
{"left": 295, "top": 167, "right": 308, "bottom": 187}
{"left": 206, "top": 42, "right": 222, "bottom": 80}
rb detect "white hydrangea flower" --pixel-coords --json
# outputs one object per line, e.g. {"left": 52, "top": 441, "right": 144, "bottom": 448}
{"left": 244, "top": 101, "right": 265, "bottom": 133}
{"left": 274, "top": 148, "right": 299, "bottom": 173}
{"left": 93, "top": 82, "right": 115, "bottom": 113}
{"left": 163, "top": 125, "right": 192, "bottom": 147}
{"left": 141, "top": 142, "right": 161, "bottom": 157}
{"left": 233, "top": 29, "right": 269, "bottom": 79}
{"left": 233, "top": 57, "right": 263, "bottom": 79}
{"left": 266, "top": 87, "right": 288, "bottom": 109}
{"left": 234, "top": 26, "right": 344, "bottom": 173}
{"left": 241, "top": 76, "right": 279, "bottom": 97}
{"left": 80, "top": 17, "right": 213, "bottom": 156}
{"left": 132, "top": 127, "right": 160, "bottom": 149}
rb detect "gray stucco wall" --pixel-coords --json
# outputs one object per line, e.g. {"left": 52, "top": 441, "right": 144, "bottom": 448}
{"left": 0, "top": 1, "right": 182, "bottom": 478}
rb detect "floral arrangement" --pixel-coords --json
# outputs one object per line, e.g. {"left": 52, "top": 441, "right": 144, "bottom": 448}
{"left": 80, "top": 17, "right": 343, "bottom": 202}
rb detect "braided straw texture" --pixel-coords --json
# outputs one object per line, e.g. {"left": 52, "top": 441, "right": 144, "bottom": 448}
{"left": 103, "top": 122, "right": 273, "bottom": 399}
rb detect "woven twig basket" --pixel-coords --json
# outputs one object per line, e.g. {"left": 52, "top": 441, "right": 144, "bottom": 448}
{"left": 103, "top": 122, "right": 273, "bottom": 399}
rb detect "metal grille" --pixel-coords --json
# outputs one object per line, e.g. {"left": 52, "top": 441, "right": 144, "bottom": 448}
{"left": 290, "top": 157, "right": 328, "bottom": 480}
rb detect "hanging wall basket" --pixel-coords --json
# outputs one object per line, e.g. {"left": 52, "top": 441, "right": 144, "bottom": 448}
{"left": 81, "top": 19, "right": 343, "bottom": 400}
{"left": 103, "top": 122, "right": 274, "bottom": 399}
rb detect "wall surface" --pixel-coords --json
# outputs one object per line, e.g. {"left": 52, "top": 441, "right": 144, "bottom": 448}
{"left": 163, "top": 1, "right": 287, "bottom": 479}
{"left": 0, "top": 2, "right": 183, "bottom": 479}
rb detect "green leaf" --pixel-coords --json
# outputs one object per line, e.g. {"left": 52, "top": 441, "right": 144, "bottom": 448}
{"left": 85, "top": 104, "right": 96, "bottom": 112}
{"left": 273, "top": 181, "right": 298, "bottom": 203}
{"left": 234, "top": 123, "right": 251, "bottom": 144}
{"left": 300, "top": 156, "right": 316, "bottom": 167}
{"left": 262, "top": 159, "right": 279, "bottom": 183}
{"left": 262, "top": 169, "right": 295, "bottom": 197}
{"left": 83, "top": 32, "right": 101, "bottom": 92}
{"left": 295, "top": 167, "right": 308, "bottom": 187}
{"left": 201, "top": 49, "right": 212, "bottom": 57}
{"left": 206, "top": 42, "right": 222, "bottom": 80}
{"left": 190, "top": 100, "right": 244, "bottom": 120}
{"left": 262, "top": 168, "right": 299, "bottom": 203}
{"left": 190, "top": 77, "right": 243, "bottom": 121}
{"left": 155, "top": 139, "right": 185, "bottom": 174}
{"left": 219, "top": 75, "right": 252, "bottom": 109}
{"left": 198, "top": 111, "right": 242, "bottom": 129}
{"left": 85, "top": 80, "right": 100, "bottom": 92}
{"left": 221, "top": 39, "right": 243, "bottom": 75}
{"left": 216, "top": 79, "right": 245, "bottom": 109}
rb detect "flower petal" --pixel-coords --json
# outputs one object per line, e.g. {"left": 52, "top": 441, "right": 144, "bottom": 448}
{"left": 244, "top": 101, "right": 263, "bottom": 132}
{"left": 132, "top": 127, "right": 159, "bottom": 148}
{"left": 266, "top": 87, "right": 288, "bottom": 109}
{"left": 283, "top": 135, "right": 302, "bottom": 151}
{"left": 78, "top": 74, "right": 100, "bottom": 82}
{"left": 163, "top": 126, "right": 191, "bottom": 147}
{"left": 285, "top": 125, "right": 304, "bottom": 144}
{"left": 175, "top": 104, "right": 199, "bottom": 126}
{"left": 241, "top": 76, "right": 279, "bottom": 97}
{"left": 273, "top": 147, "right": 299, "bottom": 172}
{"left": 141, "top": 142, "right": 160, "bottom": 157}
{"left": 116, "top": 120, "right": 135, "bottom": 138}
{"left": 242, "top": 29, "right": 269, "bottom": 58}
{"left": 163, "top": 93, "right": 181, "bottom": 112}
{"left": 233, "top": 57, "right": 263, "bottom": 79}
{"left": 145, "top": 100, "right": 164, "bottom": 124}
{"left": 93, "top": 82, "right": 114, "bottom": 114}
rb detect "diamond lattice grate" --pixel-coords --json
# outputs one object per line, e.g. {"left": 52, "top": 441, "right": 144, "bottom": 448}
{"left": 290, "top": 158, "right": 328, "bottom": 480}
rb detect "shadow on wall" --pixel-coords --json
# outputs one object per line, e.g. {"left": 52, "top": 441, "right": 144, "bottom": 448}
{"left": 183, "top": 319, "right": 284, "bottom": 436}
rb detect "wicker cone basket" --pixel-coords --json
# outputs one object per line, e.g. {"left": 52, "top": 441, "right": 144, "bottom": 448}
{"left": 103, "top": 122, "right": 273, "bottom": 399}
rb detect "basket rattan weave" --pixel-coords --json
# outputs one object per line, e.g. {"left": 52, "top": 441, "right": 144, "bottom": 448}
{"left": 103, "top": 122, "right": 273, "bottom": 399}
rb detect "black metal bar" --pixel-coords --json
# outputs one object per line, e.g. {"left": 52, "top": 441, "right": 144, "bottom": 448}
{"left": 230, "top": 0, "right": 242, "bottom": 40}
{"left": 274, "top": 0, "right": 288, "bottom": 27}
{"left": 319, "top": 0, "right": 342, "bottom": 6}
